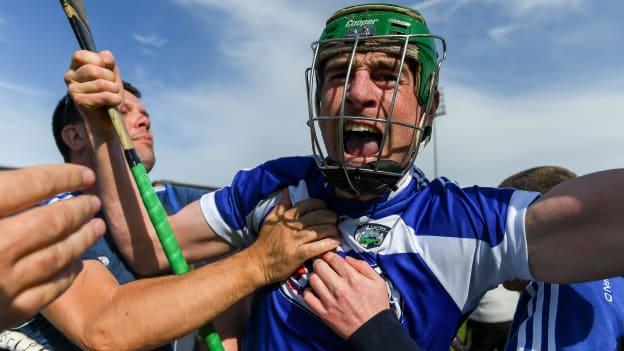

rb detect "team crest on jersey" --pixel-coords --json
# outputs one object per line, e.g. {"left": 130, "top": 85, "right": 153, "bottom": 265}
{"left": 354, "top": 223, "right": 390, "bottom": 249}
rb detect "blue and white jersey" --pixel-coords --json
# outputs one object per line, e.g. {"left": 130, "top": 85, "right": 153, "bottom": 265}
{"left": 506, "top": 278, "right": 624, "bottom": 351}
{"left": 200, "top": 156, "right": 539, "bottom": 351}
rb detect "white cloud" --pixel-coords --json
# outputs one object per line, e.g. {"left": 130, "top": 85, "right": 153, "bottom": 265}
{"left": 145, "top": 0, "right": 338, "bottom": 185}
{"left": 487, "top": 25, "right": 521, "bottom": 43}
{"left": 141, "top": 0, "right": 622, "bottom": 191}
{"left": 502, "top": 0, "right": 587, "bottom": 18}
{"left": 431, "top": 74, "right": 624, "bottom": 186}
{"left": 132, "top": 33, "right": 168, "bottom": 48}
{"left": 411, "top": 0, "right": 448, "bottom": 11}
{"left": 0, "top": 80, "right": 46, "bottom": 96}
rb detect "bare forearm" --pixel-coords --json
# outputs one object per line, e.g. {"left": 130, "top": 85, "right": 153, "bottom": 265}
{"left": 527, "top": 168, "right": 624, "bottom": 283}
{"left": 84, "top": 250, "right": 263, "bottom": 350}
{"left": 87, "top": 122, "right": 168, "bottom": 273}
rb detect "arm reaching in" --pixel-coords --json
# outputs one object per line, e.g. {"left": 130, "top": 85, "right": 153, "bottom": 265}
{"left": 0, "top": 164, "right": 104, "bottom": 329}
{"left": 64, "top": 49, "right": 230, "bottom": 274}
{"left": 43, "top": 190, "right": 340, "bottom": 350}
{"left": 304, "top": 252, "right": 422, "bottom": 351}
{"left": 526, "top": 169, "right": 624, "bottom": 283}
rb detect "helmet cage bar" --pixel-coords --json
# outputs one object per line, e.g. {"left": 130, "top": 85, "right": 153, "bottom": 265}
{"left": 376, "top": 35, "right": 409, "bottom": 172}
{"left": 337, "top": 35, "right": 362, "bottom": 193}
{"left": 305, "top": 32, "right": 447, "bottom": 196}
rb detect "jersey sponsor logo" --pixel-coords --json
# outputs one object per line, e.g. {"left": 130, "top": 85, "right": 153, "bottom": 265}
{"left": 604, "top": 279, "right": 613, "bottom": 302}
{"left": 354, "top": 223, "right": 390, "bottom": 249}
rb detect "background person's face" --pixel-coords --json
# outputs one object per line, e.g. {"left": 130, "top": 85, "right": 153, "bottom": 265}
{"left": 121, "top": 92, "right": 156, "bottom": 171}
{"left": 319, "top": 51, "right": 423, "bottom": 169}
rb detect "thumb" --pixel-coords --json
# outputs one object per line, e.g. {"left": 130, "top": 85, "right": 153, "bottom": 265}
{"left": 269, "top": 188, "right": 291, "bottom": 218}
{"left": 278, "top": 188, "right": 292, "bottom": 209}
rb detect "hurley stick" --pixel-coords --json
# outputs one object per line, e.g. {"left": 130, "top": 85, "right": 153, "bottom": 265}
{"left": 58, "top": 1, "right": 224, "bottom": 350}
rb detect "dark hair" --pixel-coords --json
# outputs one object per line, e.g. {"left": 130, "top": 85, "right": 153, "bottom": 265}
{"left": 52, "top": 81, "right": 142, "bottom": 162}
{"left": 498, "top": 166, "right": 577, "bottom": 193}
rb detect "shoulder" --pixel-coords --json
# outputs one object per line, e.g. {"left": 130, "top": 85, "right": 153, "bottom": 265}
{"left": 402, "top": 179, "right": 538, "bottom": 242}
{"left": 224, "top": 156, "right": 321, "bottom": 199}
{"left": 245, "top": 156, "right": 319, "bottom": 182}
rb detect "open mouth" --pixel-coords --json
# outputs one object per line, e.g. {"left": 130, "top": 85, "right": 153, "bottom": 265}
{"left": 343, "top": 122, "right": 383, "bottom": 157}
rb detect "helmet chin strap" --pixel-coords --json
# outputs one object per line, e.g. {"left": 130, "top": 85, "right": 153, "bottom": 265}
{"left": 322, "top": 114, "right": 434, "bottom": 198}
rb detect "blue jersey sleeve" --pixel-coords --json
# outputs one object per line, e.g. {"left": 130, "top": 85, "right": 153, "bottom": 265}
{"left": 199, "top": 157, "right": 317, "bottom": 248}
{"left": 156, "top": 183, "right": 207, "bottom": 214}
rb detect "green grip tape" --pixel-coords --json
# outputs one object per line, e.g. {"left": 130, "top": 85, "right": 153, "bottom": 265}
{"left": 200, "top": 324, "right": 226, "bottom": 351}
{"left": 131, "top": 163, "right": 189, "bottom": 274}
{"left": 129, "top": 163, "right": 224, "bottom": 350}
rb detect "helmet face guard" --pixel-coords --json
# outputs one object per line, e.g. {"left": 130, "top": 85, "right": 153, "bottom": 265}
{"left": 306, "top": 4, "right": 447, "bottom": 197}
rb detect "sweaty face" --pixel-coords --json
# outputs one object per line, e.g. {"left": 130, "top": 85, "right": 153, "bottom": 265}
{"left": 319, "top": 51, "right": 423, "bottom": 168}
{"left": 120, "top": 92, "right": 155, "bottom": 171}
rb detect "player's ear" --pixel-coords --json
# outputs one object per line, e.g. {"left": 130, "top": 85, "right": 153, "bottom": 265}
{"left": 428, "top": 89, "right": 440, "bottom": 117}
{"left": 61, "top": 123, "right": 88, "bottom": 152}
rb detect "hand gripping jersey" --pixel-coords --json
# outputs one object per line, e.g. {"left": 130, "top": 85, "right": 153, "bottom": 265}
{"left": 11, "top": 184, "right": 205, "bottom": 351}
{"left": 506, "top": 278, "right": 624, "bottom": 351}
{"left": 200, "top": 156, "right": 539, "bottom": 351}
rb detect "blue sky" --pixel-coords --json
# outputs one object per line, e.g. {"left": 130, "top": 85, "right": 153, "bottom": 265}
{"left": 1, "top": 0, "right": 623, "bottom": 187}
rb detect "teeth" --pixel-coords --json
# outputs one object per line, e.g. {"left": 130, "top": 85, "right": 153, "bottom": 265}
{"left": 344, "top": 123, "right": 378, "bottom": 133}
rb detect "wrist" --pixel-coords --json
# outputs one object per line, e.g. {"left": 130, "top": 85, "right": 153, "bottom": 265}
{"left": 237, "top": 247, "right": 269, "bottom": 290}
{"left": 83, "top": 111, "right": 115, "bottom": 136}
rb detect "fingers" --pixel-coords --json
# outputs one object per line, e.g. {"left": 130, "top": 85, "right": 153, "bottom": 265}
{"left": 65, "top": 50, "right": 123, "bottom": 110}
{"left": 266, "top": 189, "right": 291, "bottom": 220}
{"left": 345, "top": 256, "right": 380, "bottom": 280}
{"left": 283, "top": 198, "right": 327, "bottom": 221}
{"left": 303, "top": 288, "right": 326, "bottom": 316}
{"left": 297, "top": 209, "right": 337, "bottom": 230}
{"left": 298, "top": 224, "right": 340, "bottom": 244}
{"left": 320, "top": 252, "right": 353, "bottom": 278}
{"left": 0, "top": 164, "right": 95, "bottom": 215}
{"left": 12, "top": 216, "right": 104, "bottom": 289}
{"left": 305, "top": 272, "right": 335, "bottom": 309}
{"left": 68, "top": 50, "right": 115, "bottom": 71}
{"left": 4, "top": 195, "right": 102, "bottom": 259}
{"left": 312, "top": 258, "right": 342, "bottom": 291}
{"left": 298, "top": 237, "right": 340, "bottom": 261}
{"left": 67, "top": 78, "right": 120, "bottom": 96}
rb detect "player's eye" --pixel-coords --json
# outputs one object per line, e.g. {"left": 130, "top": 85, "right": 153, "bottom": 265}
{"left": 328, "top": 71, "right": 347, "bottom": 83}
{"left": 373, "top": 71, "right": 399, "bottom": 87}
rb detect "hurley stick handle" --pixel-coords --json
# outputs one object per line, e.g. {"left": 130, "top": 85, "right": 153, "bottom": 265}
{"left": 130, "top": 163, "right": 190, "bottom": 274}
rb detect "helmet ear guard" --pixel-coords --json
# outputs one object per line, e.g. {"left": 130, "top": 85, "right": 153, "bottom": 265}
{"left": 306, "top": 3, "right": 447, "bottom": 198}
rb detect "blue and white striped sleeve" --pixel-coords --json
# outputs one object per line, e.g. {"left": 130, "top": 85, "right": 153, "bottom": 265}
{"left": 198, "top": 158, "right": 312, "bottom": 249}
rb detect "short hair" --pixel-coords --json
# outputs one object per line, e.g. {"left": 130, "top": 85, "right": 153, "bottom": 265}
{"left": 52, "top": 81, "right": 141, "bottom": 162}
{"left": 498, "top": 166, "right": 577, "bottom": 193}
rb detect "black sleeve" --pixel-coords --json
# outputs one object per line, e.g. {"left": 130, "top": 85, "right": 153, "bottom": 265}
{"left": 347, "top": 309, "right": 423, "bottom": 351}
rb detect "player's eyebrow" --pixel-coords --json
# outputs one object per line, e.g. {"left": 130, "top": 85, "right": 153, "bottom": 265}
{"left": 322, "top": 54, "right": 412, "bottom": 77}
{"left": 370, "top": 56, "right": 411, "bottom": 76}
{"left": 322, "top": 56, "right": 350, "bottom": 74}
